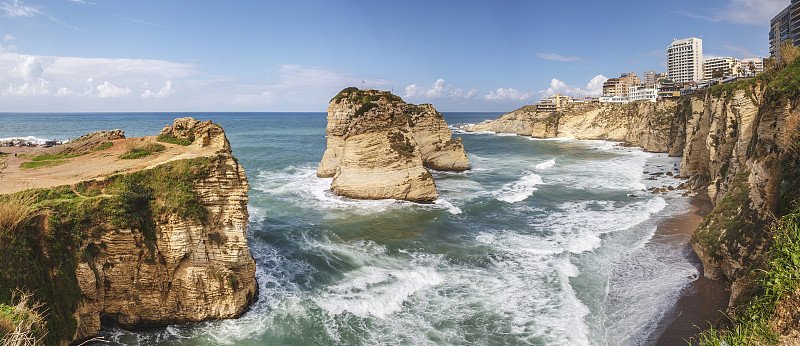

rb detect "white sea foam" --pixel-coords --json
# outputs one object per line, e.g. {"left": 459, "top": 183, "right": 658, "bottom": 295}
{"left": 0, "top": 135, "right": 49, "bottom": 144}
{"left": 315, "top": 265, "right": 444, "bottom": 319}
{"left": 495, "top": 172, "right": 543, "bottom": 203}
{"left": 534, "top": 159, "right": 556, "bottom": 170}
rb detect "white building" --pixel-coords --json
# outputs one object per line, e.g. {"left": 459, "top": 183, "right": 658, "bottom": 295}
{"left": 739, "top": 58, "right": 764, "bottom": 77}
{"left": 599, "top": 85, "right": 658, "bottom": 103}
{"left": 703, "top": 57, "right": 740, "bottom": 81}
{"left": 667, "top": 37, "right": 703, "bottom": 83}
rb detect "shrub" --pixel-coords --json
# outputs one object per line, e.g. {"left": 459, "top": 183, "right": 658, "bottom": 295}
{"left": 0, "top": 290, "right": 47, "bottom": 345}
{"left": 0, "top": 193, "right": 39, "bottom": 239}
{"left": 119, "top": 142, "right": 166, "bottom": 159}
{"left": 156, "top": 134, "right": 193, "bottom": 146}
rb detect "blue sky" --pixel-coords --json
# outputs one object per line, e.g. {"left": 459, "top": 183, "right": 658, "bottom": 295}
{"left": 0, "top": 0, "right": 788, "bottom": 112}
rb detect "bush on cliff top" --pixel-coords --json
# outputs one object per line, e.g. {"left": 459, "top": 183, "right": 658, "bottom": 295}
{"left": 695, "top": 207, "right": 800, "bottom": 345}
{"left": 0, "top": 157, "right": 212, "bottom": 345}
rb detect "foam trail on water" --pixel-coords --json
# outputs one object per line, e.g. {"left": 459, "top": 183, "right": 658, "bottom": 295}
{"left": 534, "top": 159, "right": 556, "bottom": 170}
{"left": 495, "top": 172, "right": 543, "bottom": 203}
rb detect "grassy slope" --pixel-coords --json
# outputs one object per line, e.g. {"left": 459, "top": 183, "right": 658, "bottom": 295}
{"left": 0, "top": 157, "right": 211, "bottom": 345}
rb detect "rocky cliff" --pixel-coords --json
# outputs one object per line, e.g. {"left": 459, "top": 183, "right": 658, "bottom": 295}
{"left": 0, "top": 118, "right": 257, "bottom": 345}
{"left": 465, "top": 100, "right": 679, "bottom": 153}
{"left": 317, "top": 88, "right": 469, "bottom": 202}
{"left": 466, "top": 60, "right": 800, "bottom": 340}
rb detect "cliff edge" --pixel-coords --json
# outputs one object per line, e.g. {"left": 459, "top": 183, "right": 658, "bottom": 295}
{"left": 0, "top": 117, "right": 257, "bottom": 345}
{"left": 317, "top": 88, "right": 469, "bottom": 202}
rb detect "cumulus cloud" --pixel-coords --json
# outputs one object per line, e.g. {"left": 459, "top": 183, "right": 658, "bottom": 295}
{"left": 403, "top": 78, "right": 477, "bottom": 100}
{"left": 484, "top": 88, "right": 536, "bottom": 101}
{"left": 484, "top": 75, "right": 608, "bottom": 103}
{"left": 0, "top": 49, "right": 196, "bottom": 102}
{"left": 96, "top": 81, "right": 130, "bottom": 98}
{"left": 141, "top": 80, "right": 173, "bottom": 98}
{"left": 585, "top": 75, "right": 608, "bottom": 96}
{"left": 680, "top": 0, "right": 789, "bottom": 26}
{"left": 536, "top": 53, "right": 586, "bottom": 62}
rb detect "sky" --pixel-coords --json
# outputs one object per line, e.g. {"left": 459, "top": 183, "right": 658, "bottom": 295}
{"left": 0, "top": 0, "right": 789, "bottom": 112}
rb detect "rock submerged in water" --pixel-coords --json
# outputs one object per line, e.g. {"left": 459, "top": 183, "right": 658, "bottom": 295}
{"left": 317, "top": 88, "right": 470, "bottom": 202}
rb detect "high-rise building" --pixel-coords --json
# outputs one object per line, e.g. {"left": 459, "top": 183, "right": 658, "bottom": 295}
{"left": 771, "top": 1, "right": 800, "bottom": 59}
{"left": 667, "top": 37, "right": 703, "bottom": 83}
{"left": 643, "top": 71, "right": 657, "bottom": 85}
{"left": 740, "top": 58, "right": 764, "bottom": 77}
{"left": 703, "top": 57, "right": 740, "bottom": 81}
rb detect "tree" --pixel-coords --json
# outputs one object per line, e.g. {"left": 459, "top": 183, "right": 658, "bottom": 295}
{"left": 748, "top": 61, "right": 756, "bottom": 77}
{"left": 712, "top": 68, "right": 724, "bottom": 79}
{"left": 780, "top": 41, "right": 800, "bottom": 66}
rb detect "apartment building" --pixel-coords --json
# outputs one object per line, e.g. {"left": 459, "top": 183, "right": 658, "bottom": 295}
{"left": 602, "top": 73, "right": 641, "bottom": 97}
{"left": 740, "top": 58, "right": 764, "bottom": 77}
{"left": 703, "top": 57, "right": 740, "bottom": 81}
{"left": 667, "top": 37, "right": 703, "bottom": 83}
{"left": 770, "top": 1, "right": 800, "bottom": 59}
{"left": 642, "top": 71, "right": 657, "bottom": 85}
{"left": 535, "top": 94, "right": 573, "bottom": 112}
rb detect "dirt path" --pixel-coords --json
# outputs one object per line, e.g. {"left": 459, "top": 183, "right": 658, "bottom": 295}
{"left": 0, "top": 137, "right": 217, "bottom": 195}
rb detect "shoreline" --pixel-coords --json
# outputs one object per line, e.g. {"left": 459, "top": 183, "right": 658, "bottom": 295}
{"left": 654, "top": 191, "right": 730, "bottom": 345}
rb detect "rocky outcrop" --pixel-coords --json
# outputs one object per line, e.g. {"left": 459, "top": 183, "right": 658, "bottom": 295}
{"left": 465, "top": 100, "right": 679, "bottom": 153}
{"left": 71, "top": 118, "right": 256, "bottom": 341}
{"left": 317, "top": 88, "right": 469, "bottom": 202}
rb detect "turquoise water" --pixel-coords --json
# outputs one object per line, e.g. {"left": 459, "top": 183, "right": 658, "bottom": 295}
{"left": 0, "top": 113, "right": 698, "bottom": 345}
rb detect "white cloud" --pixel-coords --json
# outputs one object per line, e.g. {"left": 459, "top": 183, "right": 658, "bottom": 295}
{"left": 484, "top": 88, "right": 536, "bottom": 101}
{"left": 585, "top": 75, "right": 607, "bottom": 96}
{"left": 536, "top": 53, "right": 585, "bottom": 62}
{"left": 69, "top": 0, "right": 95, "bottom": 5}
{"left": 3, "top": 34, "right": 14, "bottom": 41}
{"left": 403, "top": 78, "right": 477, "bottom": 100}
{"left": 0, "top": 0, "right": 41, "bottom": 18}
{"left": 142, "top": 80, "right": 173, "bottom": 98}
{"left": 57, "top": 87, "right": 72, "bottom": 96}
{"left": 96, "top": 81, "right": 130, "bottom": 98}
{"left": 681, "top": 0, "right": 789, "bottom": 26}
{"left": 484, "top": 74, "right": 608, "bottom": 103}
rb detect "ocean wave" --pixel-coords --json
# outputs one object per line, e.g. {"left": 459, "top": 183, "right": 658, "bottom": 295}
{"left": 534, "top": 159, "right": 556, "bottom": 170}
{"left": 0, "top": 135, "right": 50, "bottom": 145}
{"left": 495, "top": 172, "right": 544, "bottom": 203}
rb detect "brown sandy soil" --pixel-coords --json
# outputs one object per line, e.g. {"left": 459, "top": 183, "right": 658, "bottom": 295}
{"left": 656, "top": 192, "right": 730, "bottom": 345}
{"left": 0, "top": 136, "right": 218, "bottom": 195}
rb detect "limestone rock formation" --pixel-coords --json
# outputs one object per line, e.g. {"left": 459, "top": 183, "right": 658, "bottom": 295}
{"left": 317, "top": 88, "right": 469, "bottom": 202}
{"left": 71, "top": 118, "right": 257, "bottom": 340}
{"left": 465, "top": 100, "right": 679, "bottom": 153}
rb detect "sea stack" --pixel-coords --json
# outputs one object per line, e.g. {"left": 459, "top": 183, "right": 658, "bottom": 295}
{"left": 317, "top": 87, "right": 470, "bottom": 202}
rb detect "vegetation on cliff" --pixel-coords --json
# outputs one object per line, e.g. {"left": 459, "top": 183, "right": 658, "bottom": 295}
{"left": 0, "top": 157, "right": 212, "bottom": 345}
{"left": 693, "top": 55, "right": 800, "bottom": 344}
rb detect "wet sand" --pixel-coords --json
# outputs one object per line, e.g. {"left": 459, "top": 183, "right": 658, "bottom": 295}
{"left": 655, "top": 192, "right": 730, "bottom": 345}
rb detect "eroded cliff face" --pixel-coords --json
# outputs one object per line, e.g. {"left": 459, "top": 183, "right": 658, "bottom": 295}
{"left": 317, "top": 88, "right": 469, "bottom": 202}
{"left": 71, "top": 118, "right": 257, "bottom": 341}
{"left": 681, "top": 82, "right": 799, "bottom": 307}
{"left": 465, "top": 100, "right": 678, "bottom": 153}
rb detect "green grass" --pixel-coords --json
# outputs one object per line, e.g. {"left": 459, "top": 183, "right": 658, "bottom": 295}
{"left": 157, "top": 134, "right": 193, "bottom": 146}
{"left": 0, "top": 156, "right": 213, "bottom": 344}
{"left": 694, "top": 209, "right": 800, "bottom": 345}
{"left": 119, "top": 142, "right": 166, "bottom": 159}
{"left": 30, "top": 152, "right": 85, "bottom": 161}
{"left": 20, "top": 159, "right": 66, "bottom": 169}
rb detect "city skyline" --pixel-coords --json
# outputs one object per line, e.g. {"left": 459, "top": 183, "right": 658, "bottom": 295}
{"left": 0, "top": 0, "right": 789, "bottom": 112}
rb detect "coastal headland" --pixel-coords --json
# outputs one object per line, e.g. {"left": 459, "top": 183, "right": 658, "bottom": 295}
{"left": 0, "top": 117, "right": 257, "bottom": 344}
{"left": 465, "top": 58, "right": 800, "bottom": 342}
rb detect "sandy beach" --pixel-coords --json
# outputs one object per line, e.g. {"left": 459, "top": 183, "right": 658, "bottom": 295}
{"left": 655, "top": 192, "right": 730, "bottom": 345}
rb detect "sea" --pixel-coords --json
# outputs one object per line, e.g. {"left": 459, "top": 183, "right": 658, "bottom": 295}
{"left": 0, "top": 112, "right": 699, "bottom": 345}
